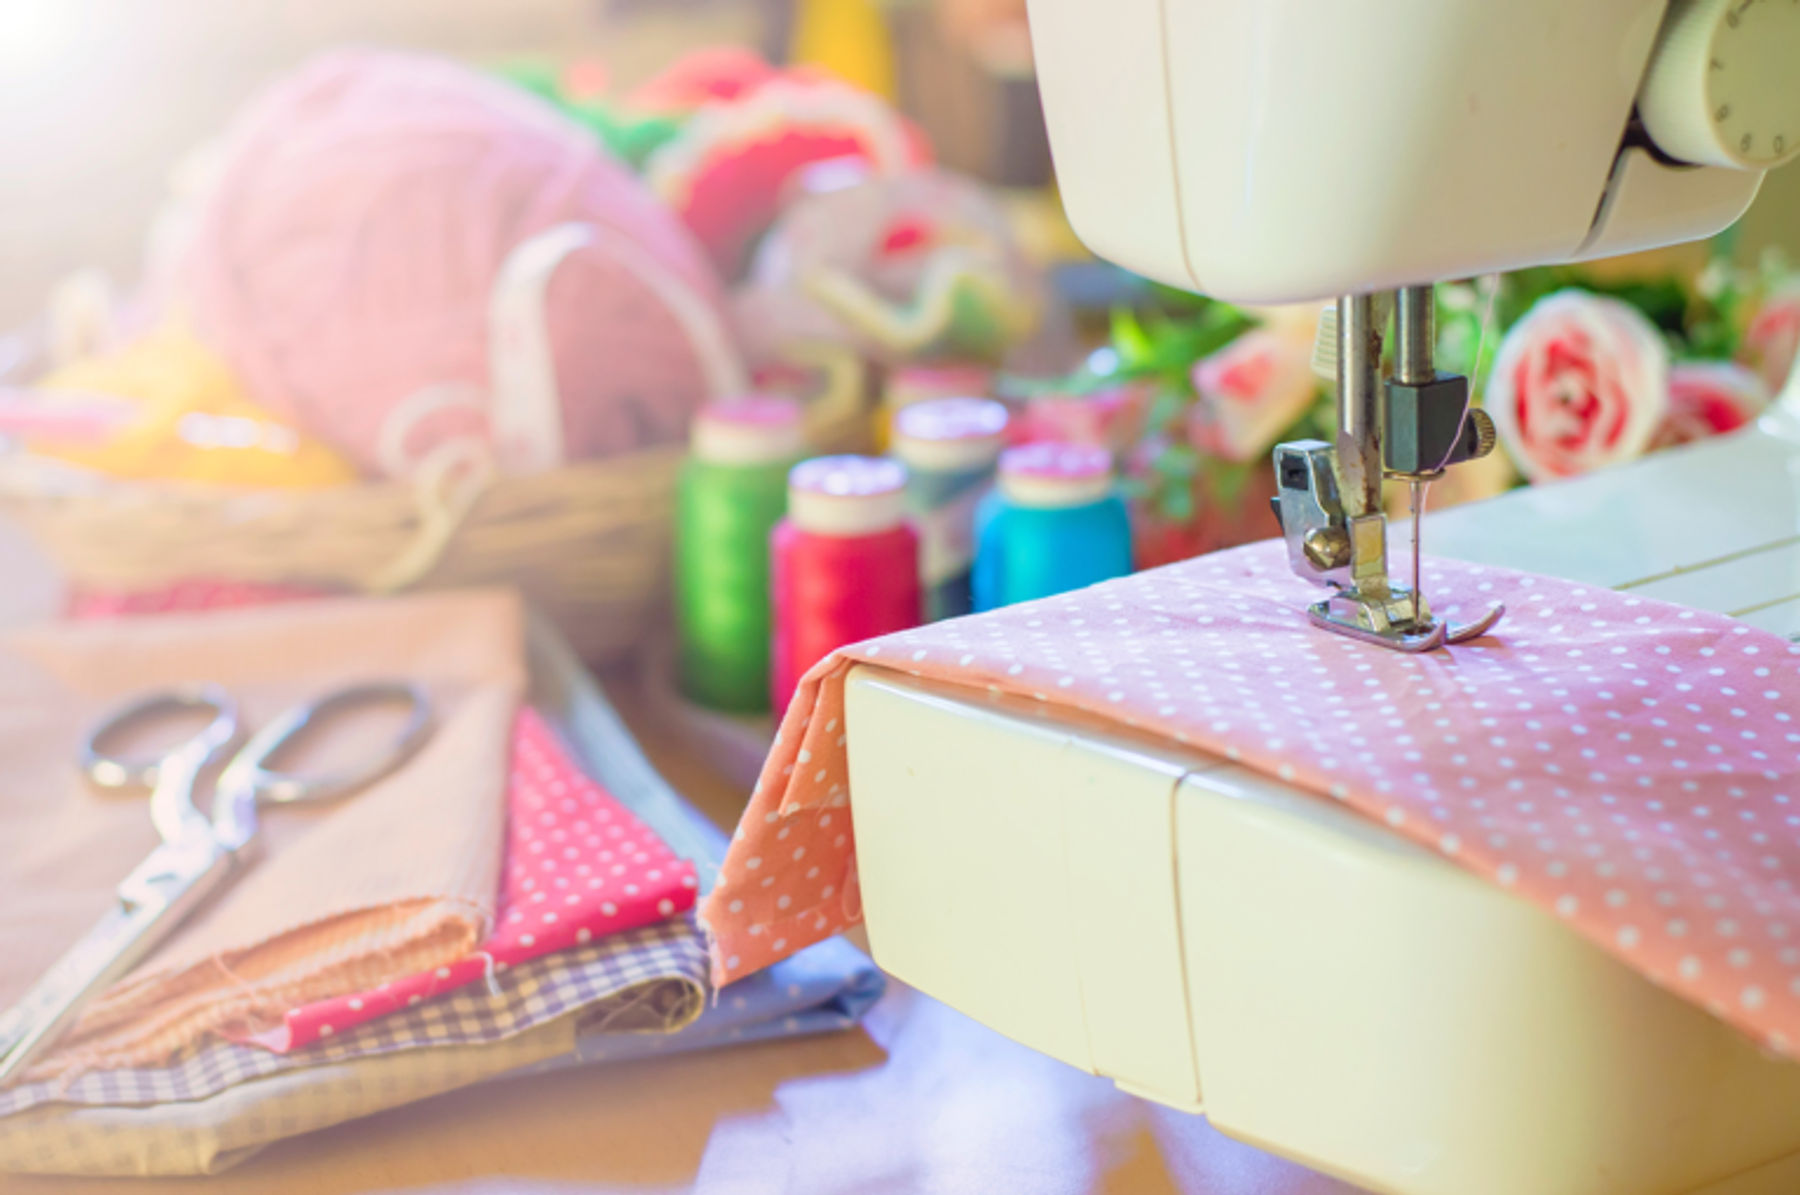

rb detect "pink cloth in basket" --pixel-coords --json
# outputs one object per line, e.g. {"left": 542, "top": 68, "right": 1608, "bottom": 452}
{"left": 250, "top": 707, "right": 698, "bottom": 1051}
{"left": 702, "top": 539, "right": 1800, "bottom": 1056}
{"left": 67, "top": 580, "right": 334, "bottom": 619}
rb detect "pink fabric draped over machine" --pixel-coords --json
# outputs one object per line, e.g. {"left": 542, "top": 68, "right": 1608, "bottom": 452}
{"left": 704, "top": 540, "right": 1800, "bottom": 1059}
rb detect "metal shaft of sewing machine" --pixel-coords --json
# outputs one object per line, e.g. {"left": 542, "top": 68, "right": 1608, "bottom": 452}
{"left": 1271, "top": 283, "right": 1504, "bottom": 652}
{"left": 1334, "top": 293, "right": 1388, "bottom": 597}
{"left": 1393, "top": 285, "right": 1434, "bottom": 626}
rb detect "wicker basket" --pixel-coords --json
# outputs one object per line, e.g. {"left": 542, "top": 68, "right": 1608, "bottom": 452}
{"left": 0, "top": 219, "right": 781, "bottom": 661}
{"left": 0, "top": 445, "right": 684, "bottom": 664}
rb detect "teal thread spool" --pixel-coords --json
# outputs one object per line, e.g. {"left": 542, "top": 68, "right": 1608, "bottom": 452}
{"left": 893, "top": 396, "right": 1009, "bottom": 622}
{"left": 973, "top": 442, "right": 1133, "bottom": 611}
{"left": 675, "top": 396, "right": 805, "bottom": 712}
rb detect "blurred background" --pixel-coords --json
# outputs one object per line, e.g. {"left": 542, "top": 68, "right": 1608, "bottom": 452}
{"left": 1, "top": 0, "right": 1797, "bottom": 666}
{"left": 0, "top": 0, "right": 1059, "bottom": 329}
{"left": 4, "top": 0, "right": 1800, "bottom": 331}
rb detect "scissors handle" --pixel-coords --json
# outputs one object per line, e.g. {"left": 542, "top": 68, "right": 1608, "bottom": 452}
{"left": 210, "top": 681, "right": 433, "bottom": 850}
{"left": 0, "top": 833, "right": 231, "bottom": 1086}
{"left": 81, "top": 686, "right": 240, "bottom": 846}
{"left": 0, "top": 683, "right": 433, "bottom": 1083}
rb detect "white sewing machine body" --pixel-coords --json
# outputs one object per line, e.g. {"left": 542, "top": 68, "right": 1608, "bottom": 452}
{"left": 837, "top": 1, "right": 1800, "bottom": 1190}
{"left": 844, "top": 398, "right": 1800, "bottom": 1194}
{"left": 1026, "top": 0, "right": 1786, "bottom": 305}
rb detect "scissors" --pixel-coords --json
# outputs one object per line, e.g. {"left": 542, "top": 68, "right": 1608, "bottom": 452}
{"left": 0, "top": 680, "right": 432, "bottom": 1084}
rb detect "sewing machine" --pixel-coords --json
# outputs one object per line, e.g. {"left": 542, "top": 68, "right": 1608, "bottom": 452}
{"left": 842, "top": 2, "right": 1800, "bottom": 1192}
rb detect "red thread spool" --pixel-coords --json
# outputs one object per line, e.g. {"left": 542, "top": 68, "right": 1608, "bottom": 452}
{"left": 771, "top": 454, "right": 920, "bottom": 714}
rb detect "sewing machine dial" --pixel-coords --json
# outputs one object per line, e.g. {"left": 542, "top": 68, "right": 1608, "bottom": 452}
{"left": 1638, "top": 0, "right": 1800, "bottom": 170}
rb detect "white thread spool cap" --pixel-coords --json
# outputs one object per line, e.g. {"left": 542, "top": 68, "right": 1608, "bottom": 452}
{"left": 789, "top": 455, "right": 908, "bottom": 536}
{"left": 692, "top": 395, "right": 806, "bottom": 465}
{"left": 999, "top": 442, "right": 1113, "bottom": 509}
{"left": 892, "top": 397, "right": 1010, "bottom": 473}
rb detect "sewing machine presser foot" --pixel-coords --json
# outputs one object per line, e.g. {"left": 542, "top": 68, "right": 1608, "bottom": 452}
{"left": 1305, "top": 595, "right": 1506, "bottom": 652}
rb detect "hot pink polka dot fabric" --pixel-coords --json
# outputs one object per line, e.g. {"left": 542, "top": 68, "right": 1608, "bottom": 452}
{"left": 249, "top": 708, "right": 698, "bottom": 1051}
{"left": 702, "top": 539, "right": 1800, "bottom": 1056}
{"left": 67, "top": 580, "right": 333, "bottom": 619}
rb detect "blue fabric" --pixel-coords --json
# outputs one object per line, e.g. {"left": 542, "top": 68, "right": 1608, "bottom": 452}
{"left": 575, "top": 934, "right": 885, "bottom": 1064}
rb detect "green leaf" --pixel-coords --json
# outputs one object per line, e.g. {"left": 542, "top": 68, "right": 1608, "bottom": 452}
{"left": 1110, "top": 308, "right": 1155, "bottom": 371}
{"left": 1105, "top": 300, "right": 1255, "bottom": 391}
{"left": 1206, "top": 459, "right": 1253, "bottom": 509}
{"left": 1144, "top": 385, "right": 1191, "bottom": 438}
{"left": 1155, "top": 444, "right": 1202, "bottom": 480}
{"left": 494, "top": 59, "right": 563, "bottom": 101}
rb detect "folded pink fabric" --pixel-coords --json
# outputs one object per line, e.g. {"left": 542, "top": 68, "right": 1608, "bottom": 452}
{"left": 703, "top": 539, "right": 1800, "bottom": 1056}
{"left": 249, "top": 707, "right": 699, "bottom": 1051}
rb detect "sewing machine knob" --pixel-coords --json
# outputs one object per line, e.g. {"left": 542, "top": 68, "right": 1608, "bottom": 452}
{"left": 1435, "top": 406, "right": 1499, "bottom": 470}
{"left": 1302, "top": 526, "right": 1351, "bottom": 571}
{"left": 1638, "top": 0, "right": 1800, "bottom": 171}
{"left": 1466, "top": 407, "right": 1497, "bottom": 459}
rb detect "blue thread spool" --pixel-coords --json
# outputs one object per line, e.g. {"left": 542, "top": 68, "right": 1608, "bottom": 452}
{"left": 973, "top": 442, "right": 1132, "bottom": 611}
{"left": 892, "top": 397, "right": 1009, "bottom": 621}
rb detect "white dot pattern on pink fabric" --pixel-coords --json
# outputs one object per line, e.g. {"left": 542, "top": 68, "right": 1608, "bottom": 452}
{"left": 259, "top": 708, "right": 697, "bottom": 1052}
{"left": 700, "top": 540, "right": 1800, "bottom": 1057}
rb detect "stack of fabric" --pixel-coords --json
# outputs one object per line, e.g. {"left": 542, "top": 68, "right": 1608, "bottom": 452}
{"left": 0, "top": 593, "right": 880, "bottom": 1176}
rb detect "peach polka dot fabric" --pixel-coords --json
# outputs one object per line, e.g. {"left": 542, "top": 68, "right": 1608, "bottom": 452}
{"left": 701, "top": 538, "right": 1800, "bottom": 1056}
{"left": 251, "top": 708, "right": 698, "bottom": 1051}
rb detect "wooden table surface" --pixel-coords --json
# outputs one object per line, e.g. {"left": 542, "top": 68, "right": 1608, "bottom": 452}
{"left": 0, "top": 521, "right": 1353, "bottom": 1195}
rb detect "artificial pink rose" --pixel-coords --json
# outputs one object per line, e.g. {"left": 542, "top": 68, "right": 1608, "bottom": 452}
{"left": 1739, "top": 283, "right": 1800, "bottom": 397}
{"left": 1651, "top": 361, "right": 1770, "bottom": 450}
{"left": 1185, "top": 328, "right": 1318, "bottom": 463}
{"left": 1485, "top": 291, "right": 1669, "bottom": 483}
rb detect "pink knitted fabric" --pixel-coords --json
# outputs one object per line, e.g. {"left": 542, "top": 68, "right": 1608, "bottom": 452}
{"left": 180, "top": 49, "right": 727, "bottom": 475}
{"left": 703, "top": 539, "right": 1800, "bottom": 1056}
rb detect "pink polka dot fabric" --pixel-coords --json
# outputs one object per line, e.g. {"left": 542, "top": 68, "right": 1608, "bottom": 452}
{"left": 249, "top": 708, "right": 697, "bottom": 1051}
{"left": 702, "top": 539, "right": 1800, "bottom": 1056}
{"left": 67, "top": 580, "right": 334, "bottom": 619}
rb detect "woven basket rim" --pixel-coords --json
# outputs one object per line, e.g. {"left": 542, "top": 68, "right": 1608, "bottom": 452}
{"left": 0, "top": 441, "right": 686, "bottom": 502}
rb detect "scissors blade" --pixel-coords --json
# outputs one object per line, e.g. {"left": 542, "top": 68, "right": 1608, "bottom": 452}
{"left": 0, "top": 833, "right": 228, "bottom": 1085}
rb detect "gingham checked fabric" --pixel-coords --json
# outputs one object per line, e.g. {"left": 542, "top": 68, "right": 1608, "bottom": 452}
{"left": 0, "top": 914, "right": 706, "bottom": 1117}
{"left": 0, "top": 932, "right": 882, "bottom": 1178}
{"left": 0, "top": 1003, "right": 589, "bottom": 1177}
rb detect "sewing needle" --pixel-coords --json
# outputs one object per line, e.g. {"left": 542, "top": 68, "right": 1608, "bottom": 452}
{"left": 1408, "top": 478, "right": 1425, "bottom": 626}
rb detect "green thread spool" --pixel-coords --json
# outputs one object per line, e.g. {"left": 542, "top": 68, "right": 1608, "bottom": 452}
{"left": 675, "top": 396, "right": 805, "bottom": 712}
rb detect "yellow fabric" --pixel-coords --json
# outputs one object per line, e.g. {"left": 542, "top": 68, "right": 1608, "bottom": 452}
{"left": 34, "top": 322, "right": 357, "bottom": 489}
